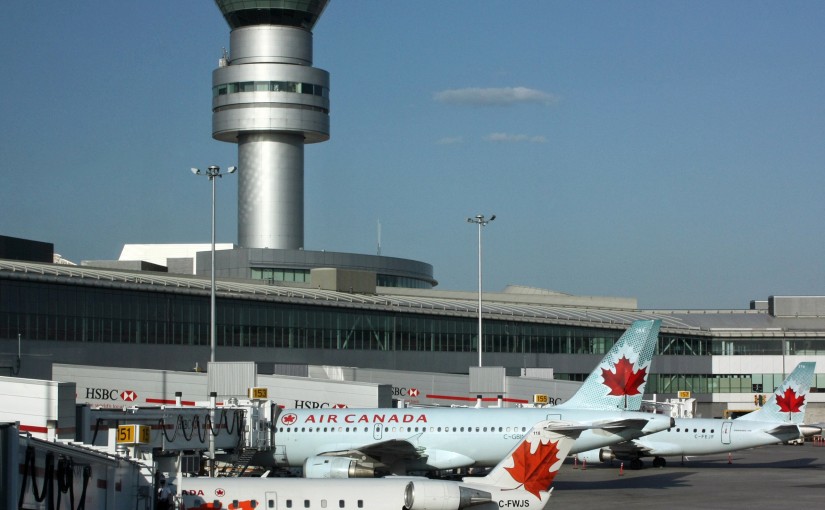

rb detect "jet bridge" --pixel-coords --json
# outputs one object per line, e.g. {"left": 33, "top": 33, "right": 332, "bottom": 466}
{"left": 78, "top": 395, "right": 281, "bottom": 476}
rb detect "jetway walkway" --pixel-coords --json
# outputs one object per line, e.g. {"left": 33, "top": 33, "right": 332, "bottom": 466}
{"left": 80, "top": 395, "right": 282, "bottom": 476}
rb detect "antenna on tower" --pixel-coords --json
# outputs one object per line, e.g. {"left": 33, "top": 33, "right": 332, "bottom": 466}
{"left": 377, "top": 219, "right": 382, "bottom": 256}
{"left": 219, "top": 47, "right": 228, "bottom": 67}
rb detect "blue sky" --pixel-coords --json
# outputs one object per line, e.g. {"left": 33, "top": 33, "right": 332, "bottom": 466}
{"left": 2, "top": 1, "right": 824, "bottom": 309}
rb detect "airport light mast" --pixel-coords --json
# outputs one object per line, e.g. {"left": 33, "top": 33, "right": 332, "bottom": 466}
{"left": 467, "top": 214, "right": 495, "bottom": 367}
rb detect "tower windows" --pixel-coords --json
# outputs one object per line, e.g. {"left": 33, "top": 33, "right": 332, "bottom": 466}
{"left": 213, "top": 80, "right": 329, "bottom": 98}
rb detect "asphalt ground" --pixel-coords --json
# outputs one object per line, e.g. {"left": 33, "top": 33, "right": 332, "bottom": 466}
{"left": 549, "top": 443, "right": 825, "bottom": 509}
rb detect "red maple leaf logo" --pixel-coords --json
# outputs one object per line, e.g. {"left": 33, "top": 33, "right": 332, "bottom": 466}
{"left": 601, "top": 356, "right": 647, "bottom": 396}
{"left": 776, "top": 387, "right": 805, "bottom": 413}
{"left": 281, "top": 413, "right": 298, "bottom": 425}
{"left": 504, "top": 438, "right": 562, "bottom": 498}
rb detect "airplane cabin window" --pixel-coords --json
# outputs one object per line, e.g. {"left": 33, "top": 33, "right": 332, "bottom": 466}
{"left": 358, "top": 501, "right": 364, "bottom": 508}
{"left": 286, "top": 500, "right": 292, "bottom": 508}
{"left": 304, "top": 499, "right": 310, "bottom": 508}
{"left": 321, "top": 499, "right": 327, "bottom": 508}
{"left": 339, "top": 500, "right": 345, "bottom": 508}
{"left": 269, "top": 498, "right": 275, "bottom": 508}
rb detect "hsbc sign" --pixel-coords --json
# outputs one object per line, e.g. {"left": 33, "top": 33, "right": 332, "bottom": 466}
{"left": 84, "top": 387, "right": 138, "bottom": 402}
{"left": 293, "top": 400, "right": 348, "bottom": 409}
{"left": 392, "top": 387, "right": 420, "bottom": 397}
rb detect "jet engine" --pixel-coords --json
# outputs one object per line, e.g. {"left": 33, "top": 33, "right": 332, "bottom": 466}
{"left": 574, "top": 448, "right": 615, "bottom": 463}
{"left": 302, "top": 456, "right": 375, "bottom": 478}
{"left": 403, "top": 481, "right": 492, "bottom": 510}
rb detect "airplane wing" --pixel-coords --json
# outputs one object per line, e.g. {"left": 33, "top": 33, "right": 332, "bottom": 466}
{"left": 765, "top": 423, "right": 801, "bottom": 438}
{"left": 592, "top": 418, "right": 658, "bottom": 431}
{"left": 317, "top": 438, "right": 424, "bottom": 464}
{"left": 610, "top": 440, "right": 650, "bottom": 457}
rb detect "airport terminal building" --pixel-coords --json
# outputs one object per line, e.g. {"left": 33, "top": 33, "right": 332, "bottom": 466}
{"left": 2, "top": 255, "right": 823, "bottom": 420}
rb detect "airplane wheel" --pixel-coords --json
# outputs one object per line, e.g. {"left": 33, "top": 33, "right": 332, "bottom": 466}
{"left": 630, "top": 458, "right": 644, "bottom": 470}
{"left": 652, "top": 457, "right": 666, "bottom": 468}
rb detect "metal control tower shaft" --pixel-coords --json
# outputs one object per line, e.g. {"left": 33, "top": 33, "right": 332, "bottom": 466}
{"left": 212, "top": 1, "right": 330, "bottom": 249}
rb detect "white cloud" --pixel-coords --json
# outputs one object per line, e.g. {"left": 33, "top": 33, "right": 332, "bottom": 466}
{"left": 484, "top": 133, "right": 547, "bottom": 143}
{"left": 436, "top": 136, "right": 464, "bottom": 145}
{"left": 434, "top": 87, "right": 557, "bottom": 106}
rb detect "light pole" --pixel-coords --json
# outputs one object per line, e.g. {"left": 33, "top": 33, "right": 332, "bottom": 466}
{"left": 191, "top": 165, "right": 236, "bottom": 364}
{"left": 467, "top": 214, "right": 495, "bottom": 367}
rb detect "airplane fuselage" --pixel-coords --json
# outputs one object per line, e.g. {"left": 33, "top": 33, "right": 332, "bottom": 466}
{"left": 181, "top": 468, "right": 551, "bottom": 510}
{"left": 266, "top": 406, "right": 670, "bottom": 472}
{"left": 631, "top": 417, "right": 801, "bottom": 457}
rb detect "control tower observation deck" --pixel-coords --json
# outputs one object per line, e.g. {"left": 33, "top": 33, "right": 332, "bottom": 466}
{"left": 212, "top": 0, "right": 331, "bottom": 250}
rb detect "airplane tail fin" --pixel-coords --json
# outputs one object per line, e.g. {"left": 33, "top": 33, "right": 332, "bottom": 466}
{"left": 468, "top": 420, "right": 583, "bottom": 494}
{"left": 737, "top": 361, "right": 816, "bottom": 424}
{"left": 555, "top": 319, "right": 661, "bottom": 410}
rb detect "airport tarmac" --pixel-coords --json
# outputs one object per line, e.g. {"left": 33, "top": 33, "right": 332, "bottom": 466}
{"left": 550, "top": 443, "right": 825, "bottom": 509}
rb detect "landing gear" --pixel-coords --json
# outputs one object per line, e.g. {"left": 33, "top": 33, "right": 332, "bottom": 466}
{"left": 652, "top": 456, "right": 666, "bottom": 468}
{"left": 630, "top": 458, "right": 644, "bottom": 470}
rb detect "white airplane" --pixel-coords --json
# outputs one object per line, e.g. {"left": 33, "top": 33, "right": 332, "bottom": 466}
{"left": 575, "top": 361, "right": 820, "bottom": 469}
{"left": 182, "top": 420, "right": 585, "bottom": 510}
{"left": 247, "top": 319, "right": 673, "bottom": 477}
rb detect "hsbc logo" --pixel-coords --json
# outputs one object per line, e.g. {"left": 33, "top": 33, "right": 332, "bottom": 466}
{"left": 392, "top": 387, "right": 420, "bottom": 397}
{"left": 294, "top": 400, "right": 347, "bottom": 409}
{"left": 85, "top": 388, "right": 138, "bottom": 402}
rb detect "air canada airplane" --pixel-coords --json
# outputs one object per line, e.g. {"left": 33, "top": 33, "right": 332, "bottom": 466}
{"left": 251, "top": 319, "right": 673, "bottom": 477}
{"left": 182, "top": 420, "right": 585, "bottom": 510}
{"left": 575, "top": 361, "right": 820, "bottom": 469}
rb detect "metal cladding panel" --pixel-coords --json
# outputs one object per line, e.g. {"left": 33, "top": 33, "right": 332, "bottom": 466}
{"left": 505, "top": 378, "right": 583, "bottom": 406}
{"left": 214, "top": 62, "right": 328, "bottom": 85}
{"left": 256, "top": 374, "right": 386, "bottom": 408}
{"left": 208, "top": 362, "right": 257, "bottom": 399}
{"left": 0, "top": 376, "right": 75, "bottom": 439}
{"left": 230, "top": 26, "right": 313, "bottom": 64}
{"left": 53, "top": 364, "right": 208, "bottom": 407}
{"left": 469, "top": 366, "right": 507, "bottom": 394}
{"left": 770, "top": 296, "right": 825, "bottom": 317}
{"left": 237, "top": 132, "right": 304, "bottom": 249}
{"left": 213, "top": 108, "right": 329, "bottom": 142}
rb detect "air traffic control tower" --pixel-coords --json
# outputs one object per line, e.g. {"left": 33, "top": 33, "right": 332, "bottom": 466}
{"left": 213, "top": 0, "right": 330, "bottom": 250}
{"left": 207, "top": 1, "right": 436, "bottom": 289}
